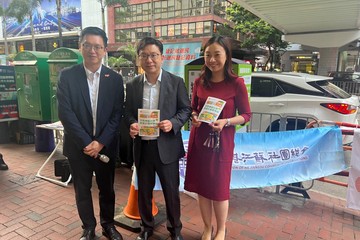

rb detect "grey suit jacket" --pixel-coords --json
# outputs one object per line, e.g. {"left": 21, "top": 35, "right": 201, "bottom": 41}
{"left": 125, "top": 69, "right": 191, "bottom": 167}
{"left": 57, "top": 64, "right": 124, "bottom": 160}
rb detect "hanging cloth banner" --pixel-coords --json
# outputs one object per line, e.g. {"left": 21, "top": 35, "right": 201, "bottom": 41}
{"left": 346, "top": 129, "right": 360, "bottom": 210}
{"left": 179, "top": 126, "right": 346, "bottom": 190}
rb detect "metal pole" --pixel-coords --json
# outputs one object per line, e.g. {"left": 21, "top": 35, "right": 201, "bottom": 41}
{"left": 151, "top": 0, "right": 155, "bottom": 37}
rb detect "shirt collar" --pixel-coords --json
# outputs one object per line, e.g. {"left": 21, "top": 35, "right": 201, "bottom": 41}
{"left": 84, "top": 64, "right": 102, "bottom": 79}
{"left": 143, "top": 69, "right": 162, "bottom": 84}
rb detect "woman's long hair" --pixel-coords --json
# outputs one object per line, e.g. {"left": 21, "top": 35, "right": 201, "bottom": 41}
{"left": 200, "top": 36, "right": 238, "bottom": 88}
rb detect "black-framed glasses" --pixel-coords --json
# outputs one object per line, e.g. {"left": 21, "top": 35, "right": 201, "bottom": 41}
{"left": 82, "top": 43, "right": 104, "bottom": 52}
{"left": 139, "top": 53, "right": 161, "bottom": 60}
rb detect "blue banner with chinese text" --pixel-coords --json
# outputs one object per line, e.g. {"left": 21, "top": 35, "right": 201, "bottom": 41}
{"left": 178, "top": 126, "right": 346, "bottom": 189}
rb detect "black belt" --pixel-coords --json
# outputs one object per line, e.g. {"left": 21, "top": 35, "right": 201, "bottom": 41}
{"left": 141, "top": 139, "right": 157, "bottom": 144}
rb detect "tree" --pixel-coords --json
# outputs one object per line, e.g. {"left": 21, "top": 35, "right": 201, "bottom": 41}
{"left": 97, "top": 0, "right": 128, "bottom": 31}
{"left": 7, "top": 0, "right": 42, "bottom": 51}
{"left": 227, "top": 3, "right": 288, "bottom": 71}
{"left": 55, "top": 0, "right": 63, "bottom": 47}
{"left": 0, "top": 6, "right": 9, "bottom": 57}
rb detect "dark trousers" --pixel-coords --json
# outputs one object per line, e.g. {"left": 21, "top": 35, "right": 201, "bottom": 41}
{"left": 137, "top": 140, "right": 182, "bottom": 236}
{"left": 69, "top": 155, "right": 116, "bottom": 230}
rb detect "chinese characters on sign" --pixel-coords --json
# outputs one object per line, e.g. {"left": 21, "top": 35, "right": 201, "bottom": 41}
{"left": 138, "top": 109, "right": 160, "bottom": 137}
{"left": 198, "top": 96, "right": 226, "bottom": 123}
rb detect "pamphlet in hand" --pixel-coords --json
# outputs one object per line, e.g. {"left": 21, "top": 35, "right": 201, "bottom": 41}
{"left": 198, "top": 96, "right": 226, "bottom": 123}
{"left": 138, "top": 109, "right": 160, "bottom": 137}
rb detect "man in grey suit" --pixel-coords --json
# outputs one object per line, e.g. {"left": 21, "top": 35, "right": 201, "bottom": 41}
{"left": 57, "top": 27, "right": 124, "bottom": 240}
{"left": 125, "top": 37, "right": 191, "bottom": 240}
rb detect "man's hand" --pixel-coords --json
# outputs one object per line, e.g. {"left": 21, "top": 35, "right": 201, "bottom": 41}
{"left": 130, "top": 123, "right": 139, "bottom": 139}
{"left": 83, "top": 140, "right": 104, "bottom": 158}
{"left": 158, "top": 120, "right": 172, "bottom": 132}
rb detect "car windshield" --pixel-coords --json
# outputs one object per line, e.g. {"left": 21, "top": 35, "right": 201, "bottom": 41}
{"left": 308, "top": 80, "right": 352, "bottom": 99}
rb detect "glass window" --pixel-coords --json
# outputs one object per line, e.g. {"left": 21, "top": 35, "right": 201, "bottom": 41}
{"left": 196, "top": 22, "right": 203, "bottom": 34}
{"left": 204, "top": 21, "right": 211, "bottom": 33}
{"left": 189, "top": 23, "right": 195, "bottom": 35}
{"left": 250, "top": 78, "right": 284, "bottom": 97}
{"left": 161, "top": 26, "right": 167, "bottom": 37}
{"left": 155, "top": 26, "right": 161, "bottom": 37}
{"left": 168, "top": 25, "right": 174, "bottom": 37}
{"left": 181, "top": 23, "right": 188, "bottom": 36}
{"left": 174, "top": 24, "right": 181, "bottom": 36}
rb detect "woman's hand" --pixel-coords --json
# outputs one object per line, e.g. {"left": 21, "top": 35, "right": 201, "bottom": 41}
{"left": 210, "top": 119, "right": 228, "bottom": 132}
{"left": 191, "top": 114, "right": 202, "bottom": 128}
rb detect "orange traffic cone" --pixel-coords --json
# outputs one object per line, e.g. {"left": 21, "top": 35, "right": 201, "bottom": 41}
{"left": 123, "top": 184, "right": 159, "bottom": 220}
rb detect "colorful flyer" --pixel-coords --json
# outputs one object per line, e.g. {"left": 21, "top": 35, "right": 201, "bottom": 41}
{"left": 138, "top": 109, "right": 160, "bottom": 137}
{"left": 198, "top": 97, "right": 226, "bottom": 123}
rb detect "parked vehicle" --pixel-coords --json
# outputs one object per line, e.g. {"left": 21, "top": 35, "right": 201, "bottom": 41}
{"left": 249, "top": 72, "right": 359, "bottom": 133}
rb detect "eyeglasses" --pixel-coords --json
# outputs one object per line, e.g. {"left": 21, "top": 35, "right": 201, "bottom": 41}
{"left": 139, "top": 53, "right": 161, "bottom": 60}
{"left": 82, "top": 43, "right": 104, "bottom": 52}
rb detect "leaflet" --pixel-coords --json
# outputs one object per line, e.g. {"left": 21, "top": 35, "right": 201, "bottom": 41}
{"left": 138, "top": 109, "right": 160, "bottom": 137}
{"left": 198, "top": 96, "right": 226, "bottom": 123}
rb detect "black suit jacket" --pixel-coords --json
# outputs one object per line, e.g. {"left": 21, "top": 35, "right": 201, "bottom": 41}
{"left": 57, "top": 64, "right": 124, "bottom": 160}
{"left": 125, "top": 70, "right": 191, "bottom": 167}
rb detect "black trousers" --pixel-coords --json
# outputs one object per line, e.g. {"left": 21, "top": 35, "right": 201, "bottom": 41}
{"left": 68, "top": 154, "right": 116, "bottom": 230}
{"left": 137, "top": 140, "right": 182, "bottom": 236}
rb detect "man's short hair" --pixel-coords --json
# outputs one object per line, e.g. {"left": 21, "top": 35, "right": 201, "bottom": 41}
{"left": 79, "top": 26, "right": 108, "bottom": 47}
{"left": 137, "top": 37, "right": 163, "bottom": 55}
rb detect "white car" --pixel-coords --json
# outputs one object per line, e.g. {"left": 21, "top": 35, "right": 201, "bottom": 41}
{"left": 248, "top": 72, "right": 359, "bottom": 132}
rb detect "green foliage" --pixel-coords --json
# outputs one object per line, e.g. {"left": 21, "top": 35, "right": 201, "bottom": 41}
{"left": 97, "top": 0, "right": 128, "bottom": 8}
{"left": 103, "top": 0, "right": 128, "bottom": 7}
{"left": 7, "top": 0, "right": 40, "bottom": 23}
{"left": 108, "top": 56, "right": 133, "bottom": 68}
{"left": 214, "top": 24, "right": 237, "bottom": 39}
{"left": 226, "top": 3, "right": 289, "bottom": 70}
{"left": 117, "top": 44, "right": 136, "bottom": 62}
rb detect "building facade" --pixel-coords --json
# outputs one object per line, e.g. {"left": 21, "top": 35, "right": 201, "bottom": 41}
{"left": 106, "top": 0, "right": 234, "bottom": 55}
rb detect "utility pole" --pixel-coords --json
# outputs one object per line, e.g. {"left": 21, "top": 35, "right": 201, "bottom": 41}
{"left": 151, "top": 0, "right": 154, "bottom": 37}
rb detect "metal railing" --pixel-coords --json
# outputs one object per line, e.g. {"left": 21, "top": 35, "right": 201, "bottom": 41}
{"left": 331, "top": 81, "right": 360, "bottom": 96}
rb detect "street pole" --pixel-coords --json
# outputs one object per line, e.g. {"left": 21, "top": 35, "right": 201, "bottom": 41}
{"left": 151, "top": 0, "right": 155, "bottom": 37}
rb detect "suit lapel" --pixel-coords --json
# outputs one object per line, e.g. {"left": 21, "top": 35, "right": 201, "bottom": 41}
{"left": 136, "top": 75, "right": 144, "bottom": 109}
{"left": 158, "top": 70, "right": 168, "bottom": 111}
{"left": 78, "top": 65, "right": 92, "bottom": 115}
{"left": 97, "top": 66, "right": 108, "bottom": 117}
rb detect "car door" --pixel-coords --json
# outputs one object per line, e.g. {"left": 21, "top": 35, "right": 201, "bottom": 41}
{"left": 249, "top": 76, "right": 288, "bottom": 132}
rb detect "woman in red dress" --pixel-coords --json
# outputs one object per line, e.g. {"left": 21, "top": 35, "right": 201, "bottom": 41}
{"left": 184, "top": 36, "right": 251, "bottom": 240}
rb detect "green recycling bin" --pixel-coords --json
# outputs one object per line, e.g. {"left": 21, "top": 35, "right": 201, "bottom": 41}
{"left": 48, "top": 48, "right": 83, "bottom": 122}
{"left": 13, "top": 51, "right": 51, "bottom": 121}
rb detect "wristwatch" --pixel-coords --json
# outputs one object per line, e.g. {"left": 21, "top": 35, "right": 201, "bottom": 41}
{"left": 225, "top": 118, "right": 231, "bottom": 127}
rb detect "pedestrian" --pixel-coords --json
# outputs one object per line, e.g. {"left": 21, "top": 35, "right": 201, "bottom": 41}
{"left": 0, "top": 153, "right": 9, "bottom": 170}
{"left": 184, "top": 36, "right": 252, "bottom": 240}
{"left": 57, "top": 26, "right": 124, "bottom": 240}
{"left": 125, "top": 37, "right": 191, "bottom": 240}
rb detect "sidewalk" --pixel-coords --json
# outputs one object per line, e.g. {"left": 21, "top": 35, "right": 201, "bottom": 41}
{"left": 1, "top": 143, "right": 360, "bottom": 240}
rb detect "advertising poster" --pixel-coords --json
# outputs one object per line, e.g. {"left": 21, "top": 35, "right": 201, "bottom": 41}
{"left": 4, "top": 0, "right": 82, "bottom": 37}
{"left": 162, "top": 42, "right": 202, "bottom": 79}
{"left": 0, "top": 66, "right": 18, "bottom": 122}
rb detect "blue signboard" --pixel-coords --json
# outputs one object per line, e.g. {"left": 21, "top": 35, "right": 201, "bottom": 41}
{"left": 0, "top": 66, "right": 18, "bottom": 122}
{"left": 4, "top": 0, "right": 82, "bottom": 37}
{"left": 162, "top": 42, "right": 202, "bottom": 79}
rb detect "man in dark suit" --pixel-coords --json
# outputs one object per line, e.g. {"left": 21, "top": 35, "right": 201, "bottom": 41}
{"left": 125, "top": 37, "right": 191, "bottom": 240}
{"left": 57, "top": 27, "right": 124, "bottom": 240}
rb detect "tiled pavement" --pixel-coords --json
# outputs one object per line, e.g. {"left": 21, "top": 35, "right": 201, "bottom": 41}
{"left": 1, "top": 143, "right": 360, "bottom": 240}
